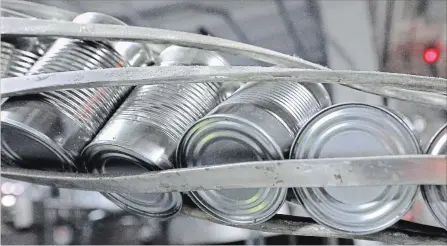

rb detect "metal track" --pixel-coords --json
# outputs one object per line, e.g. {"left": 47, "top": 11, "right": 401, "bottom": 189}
{"left": 2, "top": 17, "right": 446, "bottom": 105}
{"left": 2, "top": 155, "right": 446, "bottom": 194}
{"left": 1, "top": 16, "right": 446, "bottom": 242}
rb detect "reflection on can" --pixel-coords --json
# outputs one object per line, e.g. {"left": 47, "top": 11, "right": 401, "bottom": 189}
{"left": 177, "top": 80, "right": 330, "bottom": 225}
{"left": 1, "top": 12, "right": 151, "bottom": 172}
{"left": 290, "top": 103, "right": 421, "bottom": 235}
{"left": 421, "top": 124, "right": 447, "bottom": 230}
{"left": 81, "top": 46, "right": 229, "bottom": 218}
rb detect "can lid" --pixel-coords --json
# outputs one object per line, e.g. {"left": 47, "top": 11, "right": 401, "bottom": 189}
{"left": 177, "top": 114, "right": 287, "bottom": 225}
{"left": 82, "top": 142, "right": 182, "bottom": 219}
{"left": 422, "top": 124, "right": 447, "bottom": 229}
{"left": 290, "top": 103, "right": 420, "bottom": 234}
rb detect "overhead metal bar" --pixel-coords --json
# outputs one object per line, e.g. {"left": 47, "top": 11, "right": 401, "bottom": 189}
{"left": 2, "top": 17, "right": 445, "bottom": 104}
{"left": 1, "top": 66, "right": 446, "bottom": 107}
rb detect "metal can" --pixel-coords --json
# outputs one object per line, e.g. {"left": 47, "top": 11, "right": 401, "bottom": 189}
{"left": 80, "top": 45, "right": 228, "bottom": 218}
{"left": 156, "top": 45, "right": 241, "bottom": 102}
{"left": 1, "top": 12, "right": 152, "bottom": 172}
{"left": 290, "top": 103, "right": 421, "bottom": 235}
{"left": 421, "top": 124, "right": 447, "bottom": 230}
{"left": 0, "top": 41, "right": 40, "bottom": 78}
{"left": 1, "top": 41, "right": 15, "bottom": 77}
{"left": 177, "top": 80, "right": 331, "bottom": 225}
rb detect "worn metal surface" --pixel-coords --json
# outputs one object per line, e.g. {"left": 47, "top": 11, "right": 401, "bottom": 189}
{"left": 181, "top": 205, "right": 447, "bottom": 244}
{"left": 1, "top": 66, "right": 446, "bottom": 108}
{"left": 2, "top": 17, "right": 446, "bottom": 104}
{"left": 1, "top": 155, "right": 446, "bottom": 195}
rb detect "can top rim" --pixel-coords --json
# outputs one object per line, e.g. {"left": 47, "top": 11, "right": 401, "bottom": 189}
{"left": 1, "top": 117, "right": 75, "bottom": 171}
{"left": 290, "top": 103, "right": 420, "bottom": 158}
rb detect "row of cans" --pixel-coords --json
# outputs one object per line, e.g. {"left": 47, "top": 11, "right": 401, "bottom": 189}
{"left": 1, "top": 12, "right": 445, "bottom": 235}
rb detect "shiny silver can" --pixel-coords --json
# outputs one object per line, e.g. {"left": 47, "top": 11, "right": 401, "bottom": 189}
{"left": 177, "top": 80, "right": 331, "bottom": 225}
{"left": 1, "top": 41, "right": 15, "bottom": 77}
{"left": 1, "top": 12, "right": 152, "bottom": 172}
{"left": 290, "top": 103, "right": 421, "bottom": 235}
{"left": 81, "top": 45, "right": 228, "bottom": 218}
{"left": 0, "top": 42, "right": 40, "bottom": 78}
{"left": 421, "top": 124, "right": 447, "bottom": 230}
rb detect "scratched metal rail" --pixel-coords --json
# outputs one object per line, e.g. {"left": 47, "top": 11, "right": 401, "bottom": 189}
{"left": 1, "top": 16, "right": 447, "bottom": 243}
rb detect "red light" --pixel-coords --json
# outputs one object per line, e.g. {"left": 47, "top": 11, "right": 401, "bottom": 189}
{"left": 423, "top": 47, "right": 440, "bottom": 64}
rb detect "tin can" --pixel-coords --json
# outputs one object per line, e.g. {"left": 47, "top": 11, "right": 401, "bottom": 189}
{"left": 0, "top": 41, "right": 40, "bottom": 78}
{"left": 156, "top": 45, "right": 241, "bottom": 102}
{"left": 80, "top": 45, "right": 228, "bottom": 218}
{"left": 177, "top": 80, "right": 331, "bottom": 225}
{"left": 290, "top": 103, "right": 421, "bottom": 235}
{"left": 1, "top": 41, "right": 15, "bottom": 77}
{"left": 421, "top": 124, "right": 447, "bottom": 229}
{"left": 1, "top": 12, "right": 152, "bottom": 172}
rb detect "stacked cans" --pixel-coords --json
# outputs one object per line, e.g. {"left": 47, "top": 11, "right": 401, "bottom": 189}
{"left": 177, "top": 81, "right": 331, "bottom": 225}
{"left": 1, "top": 12, "right": 151, "bottom": 172}
{"left": 422, "top": 124, "right": 447, "bottom": 229}
{"left": 81, "top": 46, "right": 229, "bottom": 218}
{"left": 290, "top": 103, "right": 421, "bottom": 234}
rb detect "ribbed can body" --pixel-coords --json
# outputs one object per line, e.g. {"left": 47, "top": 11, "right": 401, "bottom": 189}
{"left": 216, "top": 81, "right": 323, "bottom": 135}
{"left": 1, "top": 41, "right": 41, "bottom": 77}
{"left": 177, "top": 81, "right": 329, "bottom": 225}
{"left": 1, "top": 37, "right": 130, "bottom": 171}
{"left": 81, "top": 46, "right": 226, "bottom": 218}
{"left": 116, "top": 83, "right": 221, "bottom": 143}
{"left": 27, "top": 38, "right": 131, "bottom": 134}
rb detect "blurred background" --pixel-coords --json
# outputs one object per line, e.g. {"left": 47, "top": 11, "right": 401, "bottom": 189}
{"left": 1, "top": 0, "right": 446, "bottom": 244}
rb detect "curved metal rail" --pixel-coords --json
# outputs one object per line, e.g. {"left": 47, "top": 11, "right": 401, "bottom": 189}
{"left": 2, "top": 17, "right": 446, "bottom": 105}
{"left": 2, "top": 66, "right": 446, "bottom": 107}
{"left": 2, "top": 155, "right": 446, "bottom": 195}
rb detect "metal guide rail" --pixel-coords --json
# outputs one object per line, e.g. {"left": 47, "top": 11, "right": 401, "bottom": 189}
{"left": 1, "top": 16, "right": 447, "bottom": 243}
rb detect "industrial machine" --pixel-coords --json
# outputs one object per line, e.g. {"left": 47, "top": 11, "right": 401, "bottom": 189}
{"left": 1, "top": 0, "right": 446, "bottom": 245}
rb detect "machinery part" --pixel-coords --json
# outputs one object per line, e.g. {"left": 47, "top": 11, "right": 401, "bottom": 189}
{"left": 1, "top": 16, "right": 443, "bottom": 104}
{"left": 1, "top": 12, "right": 446, "bottom": 241}
{"left": 1, "top": 67, "right": 445, "bottom": 106}
{"left": 1, "top": 155, "right": 446, "bottom": 194}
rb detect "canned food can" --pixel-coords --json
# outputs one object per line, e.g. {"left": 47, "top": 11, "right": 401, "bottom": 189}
{"left": 81, "top": 46, "right": 228, "bottom": 218}
{"left": 0, "top": 42, "right": 40, "bottom": 78}
{"left": 290, "top": 103, "right": 421, "bottom": 235}
{"left": 421, "top": 124, "right": 447, "bottom": 229}
{"left": 177, "top": 80, "right": 330, "bottom": 225}
{"left": 1, "top": 41, "right": 15, "bottom": 77}
{"left": 156, "top": 45, "right": 241, "bottom": 102}
{"left": 1, "top": 12, "right": 152, "bottom": 172}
